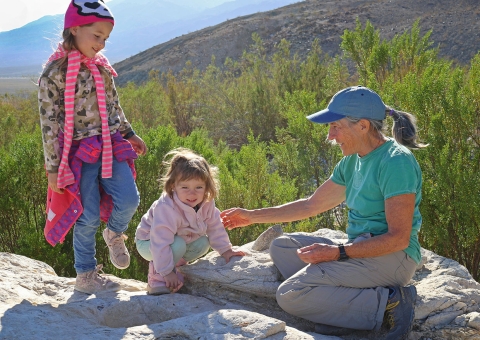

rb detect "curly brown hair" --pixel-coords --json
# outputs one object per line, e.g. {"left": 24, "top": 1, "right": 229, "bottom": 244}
{"left": 160, "top": 148, "right": 219, "bottom": 202}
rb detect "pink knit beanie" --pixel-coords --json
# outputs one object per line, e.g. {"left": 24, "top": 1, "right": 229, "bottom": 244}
{"left": 64, "top": 0, "right": 114, "bottom": 29}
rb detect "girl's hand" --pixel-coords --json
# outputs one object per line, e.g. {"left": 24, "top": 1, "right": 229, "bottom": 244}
{"left": 127, "top": 135, "right": 148, "bottom": 155}
{"left": 220, "top": 208, "right": 253, "bottom": 230}
{"left": 47, "top": 172, "right": 64, "bottom": 194}
{"left": 164, "top": 271, "right": 183, "bottom": 293}
{"left": 221, "top": 249, "right": 246, "bottom": 263}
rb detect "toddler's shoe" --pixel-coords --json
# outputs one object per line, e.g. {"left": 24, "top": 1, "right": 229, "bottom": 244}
{"left": 75, "top": 264, "right": 120, "bottom": 294}
{"left": 103, "top": 228, "right": 130, "bottom": 269}
{"left": 147, "top": 261, "right": 184, "bottom": 295}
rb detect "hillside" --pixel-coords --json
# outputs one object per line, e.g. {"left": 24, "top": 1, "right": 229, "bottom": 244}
{"left": 114, "top": 0, "right": 480, "bottom": 86}
{"left": 0, "top": 0, "right": 299, "bottom": 77}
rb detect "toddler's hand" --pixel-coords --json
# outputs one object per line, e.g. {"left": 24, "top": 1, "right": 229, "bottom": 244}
{"left": 164, "top": 271, "right": 183, "bottom": 293}
{"left": 221, "top": 249, "right": 246, "bottom": 263}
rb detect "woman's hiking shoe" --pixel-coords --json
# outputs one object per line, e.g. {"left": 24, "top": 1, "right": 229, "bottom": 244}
{"left": 314, "top": 323, "right": 355, "bottom": 336}
{"left": 75, "top": 264, "right": 120, "bottom": 294}
{"left": 103, "top": 228, "right": 130, "bottom": 269}
{"left": 383, "top": 285, "right": 417, "bottom": 340}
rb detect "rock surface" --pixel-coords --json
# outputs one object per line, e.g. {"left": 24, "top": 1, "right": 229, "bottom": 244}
{"left": 1, "top": 228, "right": 479, "bottom": 340}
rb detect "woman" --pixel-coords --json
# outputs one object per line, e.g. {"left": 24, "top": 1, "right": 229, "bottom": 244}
{"left": 220, "top": 86, "right": 426, "bottom": 340}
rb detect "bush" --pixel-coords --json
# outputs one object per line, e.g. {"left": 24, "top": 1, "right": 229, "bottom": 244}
{"left": 2, "top": 20, "right": 480, "bottom": 282}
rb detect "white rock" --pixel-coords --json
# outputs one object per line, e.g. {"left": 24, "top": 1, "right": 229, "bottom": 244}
{"left": 0, "top": 252, "right": 334, "bottom": 340}
{"left": 1, "top": 229, "right": 479, "bottom": 340}
{"left": 466, "top": 312, "right": 480, "bottom": 331}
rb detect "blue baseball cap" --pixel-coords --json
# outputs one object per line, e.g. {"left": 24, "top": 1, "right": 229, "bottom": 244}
{"left": 307, "top": 86, "right": 386, "bottom": 124}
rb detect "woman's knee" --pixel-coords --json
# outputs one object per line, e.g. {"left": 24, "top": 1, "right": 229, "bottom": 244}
{"left": 269, "top": 235, "right": 291, "bottom": 254}
{"left": 269, "top": 235, "right": 301, "bottom": 263}
{"left": 276, "top": 280, "right": 303, "bottom": 315}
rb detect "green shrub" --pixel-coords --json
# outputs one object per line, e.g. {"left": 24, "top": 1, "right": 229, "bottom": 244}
{"left": 2, "top": 20, "right": 480, "bottom": 282}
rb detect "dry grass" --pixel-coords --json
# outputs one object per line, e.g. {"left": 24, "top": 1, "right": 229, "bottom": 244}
{"left": 0, "top": 78, "right": 38, "bottom": 96}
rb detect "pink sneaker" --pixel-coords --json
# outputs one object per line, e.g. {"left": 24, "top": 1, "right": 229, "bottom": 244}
{"left": 75, "top": 264, "right": 120, "bottom": 294}
{"left": 147, "top": 261, "right": 184, "bottom": 295}
{"left": 102, "top": 228, "right": 130, "bottom": 270}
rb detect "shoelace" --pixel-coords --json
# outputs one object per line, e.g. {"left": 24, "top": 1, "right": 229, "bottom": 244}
{"left": 86, "top": 264, "right": 105, "bottom": 279}
{"left": 384, "top": 300, "right": 400, "bottom": 328}
{"left": 107, "top": 233, "right": 128, "bottom": 255}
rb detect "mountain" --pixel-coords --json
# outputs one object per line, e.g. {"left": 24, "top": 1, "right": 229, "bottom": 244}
{"left": 113, "top": 0, "right": 480, "bottom": 86}
{"left": 0, "top": 15, "right": 63, "bottom": 76}
{"left": 0, "top": 0, "right": 300, "bottom": 77}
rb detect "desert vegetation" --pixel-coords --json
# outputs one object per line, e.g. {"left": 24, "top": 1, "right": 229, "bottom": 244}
{"left": 1, "top": 20, "right": 479, "bottom": 281}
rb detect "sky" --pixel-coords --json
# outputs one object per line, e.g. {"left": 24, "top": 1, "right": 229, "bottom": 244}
{"left": 0, "top": 0, "right": 111, "bottom": 33}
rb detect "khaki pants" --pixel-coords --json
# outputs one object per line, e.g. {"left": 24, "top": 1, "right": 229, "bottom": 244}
{"left": 270, "top": 233, "right": 417, "bottom": 330}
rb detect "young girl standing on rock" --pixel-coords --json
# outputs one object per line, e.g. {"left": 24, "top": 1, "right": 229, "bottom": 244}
{"left": 135, "top": 148, "right": 245, "bottom": 295}
{"left": 38, "top": 0, "right": 147, "bottom": 294}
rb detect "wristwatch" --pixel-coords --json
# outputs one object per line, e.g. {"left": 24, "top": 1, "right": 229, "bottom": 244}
{"left": 337, "top": 244, "right": 349, "bottom": 261}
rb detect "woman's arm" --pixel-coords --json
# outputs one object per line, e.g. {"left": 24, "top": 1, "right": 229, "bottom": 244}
{"left": 221, "top": 179, "right": 346, "bottom": 230}
{"left": 297, "top": 193, "right": 415, "bottom": 263}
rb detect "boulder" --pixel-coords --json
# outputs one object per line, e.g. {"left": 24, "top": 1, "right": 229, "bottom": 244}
{"left": 1, "top": 228, "right": 479, "bottom": 339}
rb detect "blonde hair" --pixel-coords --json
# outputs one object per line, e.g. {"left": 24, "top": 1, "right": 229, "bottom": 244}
{"left": 49, "top": 28, "right": 80, "bottom": 69}
{"left": 62, "top": 28, "right": 77, "bottom": 52}
{"left": 160, "top": 148, "right": 219, "bottom": 201}
{"left": 46, "top": 25, "right": 110, "bottom": 76}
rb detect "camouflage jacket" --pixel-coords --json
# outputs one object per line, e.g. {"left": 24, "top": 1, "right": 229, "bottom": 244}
{"left": 38, "top": 59, "right": 133, "bottom": 173}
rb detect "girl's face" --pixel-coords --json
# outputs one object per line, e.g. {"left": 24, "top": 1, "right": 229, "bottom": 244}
{"left": 174, "top": 177, "right": 206, "bottom": 208}
{"left": 71, "top": 21, "right": 113, "bottom": 58}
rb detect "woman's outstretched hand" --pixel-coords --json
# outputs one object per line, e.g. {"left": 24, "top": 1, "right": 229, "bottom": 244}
{"left": 220, "top": 208, "right": 252, "bottom": 230}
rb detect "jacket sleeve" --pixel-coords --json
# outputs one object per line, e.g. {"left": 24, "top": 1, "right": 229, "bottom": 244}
{"left": 149, "top": 202, "right": 181, "bottom": 277}
{"left": 38, "top": 75, "right": 62, "bottom": 173}
{"left": 109, "top": 75, "right": 132, "bottom": 135}
{"left": 204, "top": 201, "right": 232, "bottom": 255}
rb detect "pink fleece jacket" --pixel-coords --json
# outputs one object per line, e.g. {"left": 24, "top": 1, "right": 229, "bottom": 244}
{"left": 135, "top": 192, "right": 232, "bottom": 277}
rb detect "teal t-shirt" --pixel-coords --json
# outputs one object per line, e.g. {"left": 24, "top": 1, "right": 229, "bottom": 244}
{"left": 330, "top": 138, "right": 422, "bottom": 264}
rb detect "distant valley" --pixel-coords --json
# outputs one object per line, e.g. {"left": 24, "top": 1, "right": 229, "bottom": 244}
{"left": 2, "top": 0, "right": 480, "bottom": 89}
{"left": 0, "top": 0, "right": 300, "bottom": 77}
{"left": 113, "top": 0, "right": 480, "bottom": 86}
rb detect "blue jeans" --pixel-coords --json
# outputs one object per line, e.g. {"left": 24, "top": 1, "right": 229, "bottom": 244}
{"left": 136, "top": 235, "right": 210, "bottom": 265}
{"left": 73, "top": 158, "right": 139, "bottom": 273}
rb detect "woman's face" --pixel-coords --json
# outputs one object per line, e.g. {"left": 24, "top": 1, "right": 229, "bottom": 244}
{"left": 327, "top": 118, "right": 364, "bottom": 156}
{"left": 71, "top": 21, "right": 113, "bottom": 58}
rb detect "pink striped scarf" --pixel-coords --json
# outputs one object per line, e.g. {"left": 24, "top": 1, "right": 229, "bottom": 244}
{"left": 43, "top": 44, "right": 118, "bottom": 188}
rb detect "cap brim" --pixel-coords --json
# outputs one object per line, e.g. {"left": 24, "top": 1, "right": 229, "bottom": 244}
{"left": 307, "top": 109, "right": 345, "bottom": 124}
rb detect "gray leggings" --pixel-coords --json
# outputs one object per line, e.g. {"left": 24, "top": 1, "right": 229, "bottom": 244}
{"left": 269, "top": 233, "right": 417, "bottom": 330}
